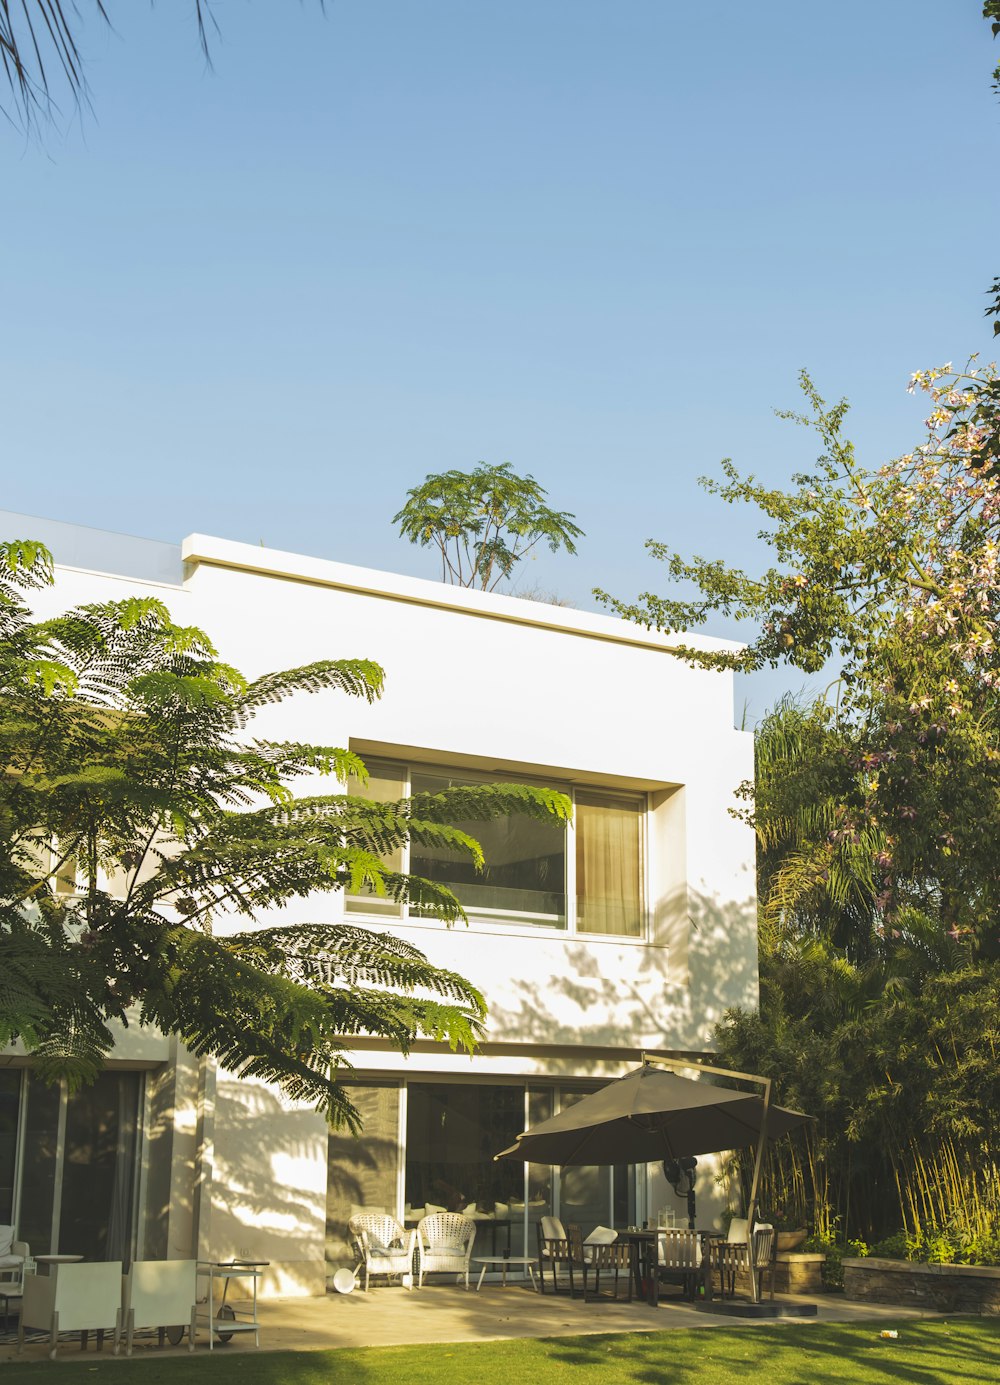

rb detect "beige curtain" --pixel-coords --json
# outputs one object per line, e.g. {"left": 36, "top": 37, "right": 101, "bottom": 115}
{"left": 576, "top": 794, "right": 642, "bottom": 936}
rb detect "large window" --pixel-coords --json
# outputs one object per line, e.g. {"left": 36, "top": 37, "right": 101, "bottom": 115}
{"left": 346, "top": 759, "right": 646, "bottom": 937}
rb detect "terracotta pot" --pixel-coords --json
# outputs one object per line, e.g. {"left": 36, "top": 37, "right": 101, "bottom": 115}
{"left": 776, "top": 1229, "right": 807, "bottom": 1252}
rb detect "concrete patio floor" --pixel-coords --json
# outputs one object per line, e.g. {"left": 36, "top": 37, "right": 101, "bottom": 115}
{"left": 1, "top": 1281, "right": 942, "bottom": 1363}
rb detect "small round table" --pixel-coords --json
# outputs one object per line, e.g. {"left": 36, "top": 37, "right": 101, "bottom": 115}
{"left": 472, "top": 1255, "right": 538, "bottom": 1291}
{"left": 33, "top": 1255, "right": 83, "bottom": 1275}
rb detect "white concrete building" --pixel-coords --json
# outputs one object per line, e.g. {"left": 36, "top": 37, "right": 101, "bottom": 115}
{"left": 0, "top": 512, "right": 758, "bottom": 1295}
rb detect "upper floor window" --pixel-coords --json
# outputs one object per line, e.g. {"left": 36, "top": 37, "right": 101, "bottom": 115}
{"left": 346, "top": 760, "right": 645, "bottom": 938}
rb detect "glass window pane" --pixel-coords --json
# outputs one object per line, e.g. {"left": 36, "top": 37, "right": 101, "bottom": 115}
{"left": 0, "top": 1071, "right": 21, "bottom": 1225}
{"left": 18, "top": 1076, "right": 61, "bottom": 1256}
{"left": 52, "top": 849, "right": 78, "bottom": 896}
{"left": 405, "top": 1083, "right": 526, "bottom": 1255}
{"left": 556, "top": 1088, "right": 612, "bottom": 1234}
{"left": 60, "top": 1071, "right": 141, "bottom": 1263}
{"left": 326, "top": 1082, "right": 400, "bottom": 1271}
{"left": 526, "top": 1087, "right": 555, "bottom": 1255}
{"left": 613, "top": 1163, "right": 636, "bottom": 1229}
{"left": 576, "top": 793, "right": 644, "bottom": 937}
{"left": 344, "top": 760, "right": 405, "bottom": 917}
{"left": 411, "top": 770, "right": 566, "bottom": 928}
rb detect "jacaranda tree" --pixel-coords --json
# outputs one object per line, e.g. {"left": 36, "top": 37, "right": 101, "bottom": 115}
{"left": 0, "top": 539, "right": 570, "bottom": 1128}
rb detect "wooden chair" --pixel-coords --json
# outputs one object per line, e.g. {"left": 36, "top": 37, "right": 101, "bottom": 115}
{"left": 536, "top": 1216, "right": 572, "bottom": 1294}
{"left": 582, "top": 1238, "right": 632, "bottom": 1302}
{"left": 709, "top": 1220, "right": 776, "bottom": 1300}
{"left": 656, "top": 1228, "right": 702, "bottom": 1299}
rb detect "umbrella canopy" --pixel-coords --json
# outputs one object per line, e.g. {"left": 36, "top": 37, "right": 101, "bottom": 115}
{"left": 495, "top": 1064, "right": 810, "bottom": 1166}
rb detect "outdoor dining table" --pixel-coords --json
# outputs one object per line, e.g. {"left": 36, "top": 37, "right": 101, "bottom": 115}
{"left": 615, "top": 1229, "right": 659, "bottom": 1307}
{"left": 616, "top": 1229, "right": 724, "bottom": 1307}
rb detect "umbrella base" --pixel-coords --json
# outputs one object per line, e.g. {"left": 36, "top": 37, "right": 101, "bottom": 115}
{"left": 696, "top": 1301, "right": 818, "bottom": 1319}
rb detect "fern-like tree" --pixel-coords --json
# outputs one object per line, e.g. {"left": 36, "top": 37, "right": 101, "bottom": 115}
{"left": 0, "top": 540, "right": 569, "bottom": 1128}
{"left": 394, "top": 463, "right": 584, "bottom": 592}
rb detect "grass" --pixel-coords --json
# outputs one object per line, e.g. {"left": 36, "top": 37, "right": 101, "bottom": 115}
{"left": 2, "top": 1321, "right": 998, "bottom": 1384}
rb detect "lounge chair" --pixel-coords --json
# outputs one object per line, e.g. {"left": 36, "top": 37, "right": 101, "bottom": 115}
{"left": 115, "top": 1259, "right": 198, "bottom": 1356}
{"left": 19, "top": 1262, "right": 121, "bottom": 1360}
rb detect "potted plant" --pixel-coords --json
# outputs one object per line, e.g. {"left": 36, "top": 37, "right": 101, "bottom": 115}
{"left": 764, "top": 1207, "right": 808, "bottom": 1251}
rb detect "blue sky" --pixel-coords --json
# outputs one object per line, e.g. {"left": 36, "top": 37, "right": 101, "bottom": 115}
{"left": 3, "top": 1, "right": 998, "bottom": 718}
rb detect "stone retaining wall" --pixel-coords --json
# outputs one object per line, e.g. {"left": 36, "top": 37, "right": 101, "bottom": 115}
{"left": 722, "top": 1252, "right": 824, "bottom": 1297}
{"left": 843, "top": 1257, "right": 1000, "bottom": 1314}
{"left": 774, "top": 1252, "right": 825, "bottom": 1295}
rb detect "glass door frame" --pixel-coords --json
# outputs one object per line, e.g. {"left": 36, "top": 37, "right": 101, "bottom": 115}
{"left": 9, "top": 1067, "right": 146, "bottom": 1260}
{"left": 396, "top": 1074, "right": 645, "bottom": 1261}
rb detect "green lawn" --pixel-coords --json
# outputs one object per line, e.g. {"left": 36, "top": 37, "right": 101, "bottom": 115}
{"left": 3, "top": 1321, "right": 998, "bottom": 1384}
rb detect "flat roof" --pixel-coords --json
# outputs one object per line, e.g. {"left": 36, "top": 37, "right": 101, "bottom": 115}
{"left": 183, "top": 532, "right": 743, "bottom": 658}
{"left": 0, "top": 510, "right": 743, "bottom": 660}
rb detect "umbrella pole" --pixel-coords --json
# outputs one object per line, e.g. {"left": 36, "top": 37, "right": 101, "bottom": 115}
{"left": 742, "top": 1076, "right": 771, "bottom": 1304}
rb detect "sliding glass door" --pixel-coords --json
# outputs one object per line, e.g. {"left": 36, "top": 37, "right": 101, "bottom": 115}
{"left": 326, "top": 1076, "right": 639, "bottom": 1273}
{"left": 13, "top": 1070, "right": 142, "bottom": 1262}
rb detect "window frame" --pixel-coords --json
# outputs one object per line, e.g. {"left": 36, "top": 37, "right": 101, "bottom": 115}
{"left": 344, "top": 757, "right": 649, "bottom": 942}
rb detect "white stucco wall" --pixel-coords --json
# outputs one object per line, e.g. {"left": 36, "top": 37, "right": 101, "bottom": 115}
{"left": 14, "top": 526, "right": 759, "bottom": 1292}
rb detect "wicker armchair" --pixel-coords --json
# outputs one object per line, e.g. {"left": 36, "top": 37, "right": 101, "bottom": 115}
{"left": 0, "top": 1227, "right": 29, "bottom": 1296}
{"left": 348, "top": 1213, "right": 416, "bottom": 1292}
{"left": 415, "top": 1213, "right": 476, "bottom": 1289}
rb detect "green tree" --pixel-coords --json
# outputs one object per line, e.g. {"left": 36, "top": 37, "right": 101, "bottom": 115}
{"left": 394, "top": 462, "right": 584, "bottom": 592}
{"left": 1, "top": 2, "right": 312, "bottom": 126}
{"left": 604, "top": 359, "right": 1000, "bottom": 1253}
{"left": 0, "top": 539, "right": 570, "bottom": 1128}
{"left": 600, "top": 366, "right": 1000, "bottom": 958}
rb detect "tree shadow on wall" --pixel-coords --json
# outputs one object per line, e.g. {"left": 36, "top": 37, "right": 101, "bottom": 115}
{"left": 485, "top": 888, "right": 758, "bottom": 1068}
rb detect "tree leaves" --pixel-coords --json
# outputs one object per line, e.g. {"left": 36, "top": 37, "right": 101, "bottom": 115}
{"left": 0, "top": 545, "right": 567, "bottom": 1123}
{"left": 394, "top": 463, "right": 584, "bottom": 591}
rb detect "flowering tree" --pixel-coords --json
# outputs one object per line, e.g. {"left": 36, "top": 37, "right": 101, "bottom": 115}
{"left": 599, "top": 364, "right": 1000, "bottom": 957}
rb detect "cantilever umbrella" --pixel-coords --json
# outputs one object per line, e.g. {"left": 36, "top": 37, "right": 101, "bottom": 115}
{"left": 495, "top": 1061, "right": 811, "bottom": 1305}
{"left": 495, "top": 1062, "right": 810, "bottom": 1167}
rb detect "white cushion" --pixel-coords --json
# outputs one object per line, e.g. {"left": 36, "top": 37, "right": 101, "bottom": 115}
{"left": 462, "top": 1203, "right": 477, "bottom": 1217}
{"left": 0, "top": 1254, "right": 22, "bottom": 1268}
{"left": 424, "top": 1203, "right": 446, "bottom": 1217}
{"left": 494, "top": 1202, "right": 509, "bottom": 1219}
{"left": 540, "top": 1216, "right": 566, "bottom": 1241}
{"left": 0, "top": 1227, "right": 12, "bottom": 1258}
{"left": 583, "top": 1225, "right": 617, "bottom": 1246}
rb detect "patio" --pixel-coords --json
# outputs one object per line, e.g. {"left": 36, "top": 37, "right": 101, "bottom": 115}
{"left": 0, "top": 1281, "right": 943, "bottom": 1363}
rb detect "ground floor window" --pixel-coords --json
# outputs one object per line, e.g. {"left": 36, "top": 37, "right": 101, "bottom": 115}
{"left": 326, "top": 1078, "right": 636, "bottom": 1270}
{"left": 6, "top": 1069, "right": 142, "bottom": 1263}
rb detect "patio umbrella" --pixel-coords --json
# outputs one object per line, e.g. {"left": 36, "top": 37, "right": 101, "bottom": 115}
{"left": 494, "top": 1063, "right": 810, "bottom": 1166}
